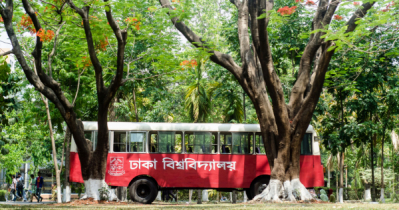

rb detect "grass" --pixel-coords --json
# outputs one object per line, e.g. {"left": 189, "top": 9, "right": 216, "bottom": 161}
{"left": 0, "top": 201, "right": 399, "bottom": 210}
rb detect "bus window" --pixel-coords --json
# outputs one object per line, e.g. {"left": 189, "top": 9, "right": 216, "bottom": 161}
{"left": 128, "top": 132, "right": 146, "bottom": 152}
{"left": 255, "top": 133, "right": 266, "bottom": 154}
{"left": 158, "top": 132, "right": 175, "bottom": 153}
{"left": 220, "top": 133, "right": 232, "bottom": 154}
{"left": 301, "top": 133, "right": 312, "bottom": 155}
{"left": 150, "top": 132, "right": 158, "bottom": 153}
{"left": 186, "top": 132, "right": 215, "bottom": 154}
{"left": 232, "top": 132, "right": 253, "bottom": 154}
{"left": 113, "top": 132, "right": 127, "bottom": 152}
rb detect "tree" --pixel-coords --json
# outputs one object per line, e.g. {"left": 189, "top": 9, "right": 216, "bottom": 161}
{"left": 0, "top": 0, "right": 149, "bottom": 199}
{"left": 159, "top": 0, "right": 381, "bottom": 201}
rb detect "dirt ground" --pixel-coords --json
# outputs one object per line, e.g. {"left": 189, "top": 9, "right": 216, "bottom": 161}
{"left": 0, "top": 200, "right": 398, "bottom": 210}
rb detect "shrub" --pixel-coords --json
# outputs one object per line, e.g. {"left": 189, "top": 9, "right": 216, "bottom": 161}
{"left": 320, "top": 194, "right": 329, "bottom": 201}
{"left": 0, "top": 190, "right": 6, "bottom": 201}
{"left": 329, "top": 194, "right": 336, "bottom": 203}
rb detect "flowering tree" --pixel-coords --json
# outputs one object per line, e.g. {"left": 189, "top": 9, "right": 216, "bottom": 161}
{"left": 159, "top": 0, "right": 398, "bottom": 201}
{"left": 0, "top": 0, "right": 177, "bottom": 200}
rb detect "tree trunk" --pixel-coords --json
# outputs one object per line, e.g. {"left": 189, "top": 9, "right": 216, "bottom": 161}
{"left": 380, "top": 128, "right": 386, "bottom": 203}
{"left": 232, "top": 190, "right": 237, "bottom": 204}
{"left": 63, "top": 128, "right": 72, "bottom": 202}
{"left": 339, "top": 152, "right": 344, "bottom": 203}
{"left": 371, "top": 134, "right": 376, "bottom": 202}
{"left": 43, "top": 98, "right": 62, "bottom": 203}
{"left": 197, "top": 189, "right": 202, "bottom": 204}
{"left": 364, "top": 183, "right": 371, "bottom": 201}
{"left": 132, "top": 84, "right": 139, "bottom": 122}
{"left": 328, "top": 164, "right": 331, "bottom": 188}
{"left": 243, "top": 90, "right": 246, "bottom": 121}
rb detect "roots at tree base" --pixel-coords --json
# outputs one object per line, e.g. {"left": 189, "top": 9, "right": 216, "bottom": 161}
{"left": 251, "top": 179, "right": 314, "bottom": 202}
{"left": 80, "top": 179, "right": 117, "bottom": 201}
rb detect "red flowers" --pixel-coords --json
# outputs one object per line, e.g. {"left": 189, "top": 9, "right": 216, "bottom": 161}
{"left": 180, "top": 59, "right": 198, "bottom": 69}
{"left": 19, "top": 14, "right": 36, "bottom": 34}
{"left": 98, "top": 37, "right": 108, "bottom": 51}
{"left": 334, "top": 14, "right": 343, "bottom": 21}
{"left": 295, "top": 0, "right": 304, "bottom": 2}
{"left": 353, "top": 2, "right": 360, "bottom": 6}
{"left": 125, "top": 17, "right": 141, "bottom": 30}
{"left": 277, "top": 6, "right": 297, "bottom": 16}
{"left": 36, "top": 29, "right": 55, "bottom": 42}
{"left": 305, "top": 0, "right": 316, "bottom": 5}
{"left": 81, "top": 56, "right": 92, "bottom": 68}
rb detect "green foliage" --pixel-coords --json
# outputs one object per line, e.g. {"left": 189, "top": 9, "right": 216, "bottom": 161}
{"left": 98, "top": 185, "right": 110, "bottom": 201}
{"left": 329, "top": 194, "right": 336, "bottom": 203}
{"left": 0, "top": 190, "right": 6, "bottom": 201}
{"left": 320, "top": 194, "right": 329, "bottom": 202}
{"left": 360, "top": 168, "right": 395, "bottom": 187}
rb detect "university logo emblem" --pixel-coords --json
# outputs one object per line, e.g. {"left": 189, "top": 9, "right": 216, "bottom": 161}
{"left": 108, "top": 157, "right": 125, "bottom": 176}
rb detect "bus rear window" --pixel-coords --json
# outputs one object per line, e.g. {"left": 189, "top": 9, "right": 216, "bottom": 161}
{"left": 301, "top": 133, "right": 312, "bottom": 155}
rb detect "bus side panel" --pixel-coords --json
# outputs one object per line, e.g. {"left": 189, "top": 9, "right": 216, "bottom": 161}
{"left": 299, "top": 155, "right": 324, "bottom": 188}
{"left": 255, "top": 155, "right": 271, "bottom": 177}
{"left": 104, "top": 153, "right": 256, "bottom": 188}
{"left": 70, "top": 152, "right": 84, "bottom": 183}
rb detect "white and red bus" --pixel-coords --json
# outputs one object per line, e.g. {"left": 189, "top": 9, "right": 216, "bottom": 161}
{"left": 70, "top": 122, "right": 324, "bottom": 203}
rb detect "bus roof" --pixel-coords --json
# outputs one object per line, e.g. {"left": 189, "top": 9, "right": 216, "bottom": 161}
{"left": 83, "top": 121, "right": 315, "bottom": 133}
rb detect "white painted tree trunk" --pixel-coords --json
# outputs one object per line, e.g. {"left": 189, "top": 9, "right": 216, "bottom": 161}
{"left": 244, "top": 191, "right": 248, "bottom": 202}
{"left": 202, "top": 190, "right": 209, "bottom": 202}
{"left": 380, "top": 188, "right": 385, "bottom": 203}
{"left": 80, "top": 179, "right": 117, "bottom": 201}
{"left": 62, "top": 186, "right": 71, "bottom": 202}
{"left": 156, "top": 191, "right": 162, "bottom": 201}
{"left": 189, "top": 189, "right": 193, "bottom": 202}
{"left": 339, "top": 188, "right": 343, "bottom": 203}
{"left": 252, "top": 178, "right": 313, "bottom": 202}
{"left": 364, "top": 188, "right": 371, "bottom": 201}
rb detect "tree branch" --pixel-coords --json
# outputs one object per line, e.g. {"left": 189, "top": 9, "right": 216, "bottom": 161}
{"left": 103, "top": 0, "right": 127, "bottom": 105}
{"left": 0, "top": 49, "right": 13, "bottom": 56}
{"left": 66, "top": 1, "right": 106, "bottom": 94}
{"left": 158, "top": 0, "right": 242, "bottom": 78}
{"left": 48, "top": 21, "right": 66, "bottom": 77}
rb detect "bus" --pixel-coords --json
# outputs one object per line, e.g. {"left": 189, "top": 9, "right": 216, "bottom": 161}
{"left": 70, "top": 122, "right": 324, "bottom": 203}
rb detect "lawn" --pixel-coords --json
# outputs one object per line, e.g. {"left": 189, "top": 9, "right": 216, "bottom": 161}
{"left": 0, "top": 201, "right": 398, "bottom": 210}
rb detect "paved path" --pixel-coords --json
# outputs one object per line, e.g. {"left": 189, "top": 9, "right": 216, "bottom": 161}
{"left": 0, "top": 201, "right": 55, "bottom": 205}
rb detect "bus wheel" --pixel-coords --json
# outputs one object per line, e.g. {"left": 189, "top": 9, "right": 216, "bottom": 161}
{"left": 129, "top": 177, "right": 158, "bottom": 204}
{"left": 249, "top": 176, "right": 270, "bottom": 199}
{"left": 245, "top": 188, "right": 253, "bottom": 200}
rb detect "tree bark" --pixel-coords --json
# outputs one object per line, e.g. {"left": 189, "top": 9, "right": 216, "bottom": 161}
{"left": 339, "top": 151, "right": 344, "bottom": 203}
{"left": 63, "top": 127, "right": 71, "bottom": 202}
{"left": 42, "top": 97, "right": 62, "bottom": 203}
{"left": 371, "top": 133, "right": 376, "bottom": 202}
{"left": 380, "top": 125, "right": 386, "bottom": 203}
{"left": 132, "top": 84, "right": 139, "bottom": 122}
